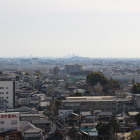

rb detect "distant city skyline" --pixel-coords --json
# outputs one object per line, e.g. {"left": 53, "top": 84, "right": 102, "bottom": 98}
{"left": 1, "top": 0, "right": 140, "bottom": 58}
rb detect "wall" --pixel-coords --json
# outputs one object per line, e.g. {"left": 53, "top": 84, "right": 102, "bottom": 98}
{"left": 0, "top": 112, "right": 20, "bottom": 132}
{"left": 0, "top": 81, "right": 15, "bottom": 109}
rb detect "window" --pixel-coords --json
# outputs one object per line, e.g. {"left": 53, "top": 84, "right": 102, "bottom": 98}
{"left": 11, "top": 120, "right": 17, "bottom": 125}
{"left": 0, "top": 121, "right": 4, "bottom": 124}
{"left": 6, "top": 97, "right": 8, "bottom": 99}
{"left": 25, "top": 133, "right": 41, "bottom": 137}
{"left": 6, "top": 87, "right": 8, "bottom": 89}
{"left": 6, "top": 92, "right": 9, "bottom": 94}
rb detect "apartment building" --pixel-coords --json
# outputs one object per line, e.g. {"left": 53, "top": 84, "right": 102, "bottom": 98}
{"left": 65, "top": 64, "right": 83, "bottom": 74}
{"left": 0, "top": 81, "right": 15, "bottom": 110}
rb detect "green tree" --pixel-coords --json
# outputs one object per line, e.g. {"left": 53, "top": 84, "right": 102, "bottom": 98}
{"left": 130, "top": 130, "right": 140, "bottom": 140}
{"left": 132, "top": 79, "right": 135, "bottom": 84}
{"left": 73, "top": 91, "right": 82, "bottom": 96}
{"left": 49, "top": 99, "right": 61, "bottom": 115}
{"left": 86, "top": 72, "right": 107, "bottom": 86}
{"left": 109, "top": 115, "right": 120, "bottom": 140}
{"left": 34, "top": 72, "right": 41, "bottom": 76}
{"left": 135, "top": 113, "right": 140, "bottom": 126}
{"left": 86, "top": 72, "right": 120, "bottom": 95}
{"left": 132, "top": 83, "right": 140, "bottom": 94}
{"left": 15, "top": 75, "right": 20, "bottom": 81}
{"left": 96, "top": 122, "right": 111, "bottom": 140}
{"left": 103, "top": 79, "right": 120, "bottom": 94}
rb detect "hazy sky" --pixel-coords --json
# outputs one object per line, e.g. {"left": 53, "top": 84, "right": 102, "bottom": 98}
{"left": 1, "top": 0, "right": 140, "bottom": 58}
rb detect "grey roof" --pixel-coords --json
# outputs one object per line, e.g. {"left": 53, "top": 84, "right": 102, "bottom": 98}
{"left": 20, "top": 114, "right": 40, "bottom": 117}
{"left": 97, "top": 112, "right": 112, "bottom": 116}
{"left": 19, "top": 121, "right": 42, "bottom": 133}
{"left": 116, "top": 113, "right": 130, "bottom": 118}
{"left": 6, "top": 107, "right": 32, "bottom": 112}
{"left": 80, "top": 111, "right": 92, "bottom": 116}
{"left": 31, "top": 119, "right": 51, "bottom": 124}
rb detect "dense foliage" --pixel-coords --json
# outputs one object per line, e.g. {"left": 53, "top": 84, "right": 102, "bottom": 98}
{"left": 130, "top": 130, "right": 140, "bottom": 140}
{"left": 135, "top": 113, "right": 140, "bottom": 126}
{"left": 96, "top": 115, "right": 120, "bottom": 140}
{"left": 86, "top": 72, "right": 107, "bottom": 86}
{"left": 96, "top": 122, "right": 111, "bottom": 140}
{"left": 86, "top": 71, "right": 120, "bottom": 94}
{"left": 131, "top": 83, "right": 140, "bottom": 94}
{"left": 73, "top": 91, "right": 82, "bottom": 96}
{"left": 109, "top": 115, "right": 120, "bottom": 135}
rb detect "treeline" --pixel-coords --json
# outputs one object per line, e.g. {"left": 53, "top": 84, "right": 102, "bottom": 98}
{"left": 86, "top": 71, "right": 120, "bottom": 94}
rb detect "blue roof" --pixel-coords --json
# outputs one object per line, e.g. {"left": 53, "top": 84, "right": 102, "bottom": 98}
{"left": 80, "top": 128, "right": 98, "bottom": 136}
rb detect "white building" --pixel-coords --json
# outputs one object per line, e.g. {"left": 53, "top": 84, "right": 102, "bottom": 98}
{"left": 0, "top": 81, "right": 15, "bottom": 110}
{"left": 62, "top": 96, "right": 135, "bottom": 113}
{"left": 0, "top": 112, "right": 20, "bottom": 132}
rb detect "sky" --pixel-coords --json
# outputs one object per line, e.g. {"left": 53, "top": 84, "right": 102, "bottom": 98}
{"left": 0, "top": 0, "right": 140, "bottom": 58}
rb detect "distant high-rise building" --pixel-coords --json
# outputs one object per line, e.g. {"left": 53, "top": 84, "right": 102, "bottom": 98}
{"left": 53, "top": 66, "right": 59, "bottom": 75}
{"left": 31, "top": 58, "right": 39, "bottom": 65}
{"left": 65, "top": 64, "right": 83, "bottom": 74}
{"left": 20, "top": 59, "right": 30, "bottom": 66}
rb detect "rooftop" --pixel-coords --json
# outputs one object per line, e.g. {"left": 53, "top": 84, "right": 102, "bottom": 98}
{"left": 31, "top": 119, "right": 51, "bottom": 124}
{"left": 63, "top": 96, "right": 132, "bottom": 102}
